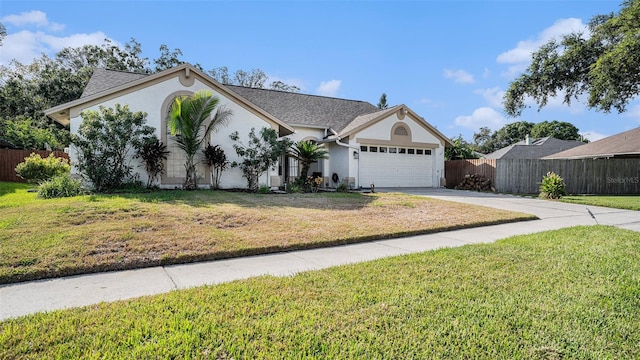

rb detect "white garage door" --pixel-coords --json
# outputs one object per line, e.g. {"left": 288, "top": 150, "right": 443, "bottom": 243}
{"left": 359, "top": 145, "right": 433, "bottom": 187}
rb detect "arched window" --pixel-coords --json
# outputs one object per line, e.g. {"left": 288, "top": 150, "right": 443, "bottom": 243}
{"left": 394, "top": 126, "right": 409, "bottom": 136}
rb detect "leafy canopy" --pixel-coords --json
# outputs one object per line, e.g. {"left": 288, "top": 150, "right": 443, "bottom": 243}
{"left": 290, "top": 140, "right": 329, "bottom": 178}
{"left": 504, "top": 0, "right": 640, "bottom": 116}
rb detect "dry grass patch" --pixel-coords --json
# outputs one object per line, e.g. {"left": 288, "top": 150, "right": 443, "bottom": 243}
{"left": 0, "top": 184, "right": 535, "bottom": 284}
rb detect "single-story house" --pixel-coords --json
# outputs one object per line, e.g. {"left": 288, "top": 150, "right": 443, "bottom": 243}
{"left": 45, "top": 63, "right": 452, "bottom": 189}
{"left": 483, "top": 136, "right": 584, "bottom": 159}
{"left": 544, "top": 127, "right": 640, "bottom": 159}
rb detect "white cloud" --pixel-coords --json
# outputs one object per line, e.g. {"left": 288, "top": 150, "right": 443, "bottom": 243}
{"left": 316, "top": 80, "right": 341, "bottom": 97}
{"left": 497, "top": 18, "right": 587, "bottom": 65}
{"left": 1, "top": 29, "right": 108, "bottom": 65}
{"left": 474, "top": 87, "right": 505, "bottom": 108}
{"left": 579, "top": 131, "right": 608, "bottom": 142}
{"left": 443, "top": 69, "right": 474, "bottom": 84}
{"left": 1, "top": 10, "right": 64, "bottom": 31}
{"left": 455, "top": 107, "right": 506, "bottom": 130}
{"left": 626, "top": 104, "right": 640, "bottom": 123}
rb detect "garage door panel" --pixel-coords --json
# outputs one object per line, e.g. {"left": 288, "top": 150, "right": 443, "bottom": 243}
{"left": 360, "top": 151, "right": 433, "bottom": 187}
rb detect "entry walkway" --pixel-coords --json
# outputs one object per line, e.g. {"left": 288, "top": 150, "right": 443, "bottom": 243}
{"left": 1, "top": 189, "right": 638, "bottom": 320}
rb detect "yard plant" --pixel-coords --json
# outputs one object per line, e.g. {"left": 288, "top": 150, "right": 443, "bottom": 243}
{"left": 1, "top": 226, "right": 638, "bottom": 358}
{"left": 0, "top": 182, "right": 533, "bottom": 284}
{"left": 14, "top": 152, "right": 70, "bottom": 184}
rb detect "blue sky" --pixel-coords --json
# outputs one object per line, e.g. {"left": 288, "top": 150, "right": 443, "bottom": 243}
{"left": 2, "top": 1, "right": 638, "bottom": 142}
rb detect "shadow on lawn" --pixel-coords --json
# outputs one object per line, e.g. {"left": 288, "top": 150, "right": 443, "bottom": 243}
{"left": 115, "top": 189, "right": 376, "bottom": 211}
{"left": 0, "top": 182, "right": 32, "bottom": 196}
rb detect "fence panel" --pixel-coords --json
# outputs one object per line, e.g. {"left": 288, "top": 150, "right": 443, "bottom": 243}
{"left": 444, "top": 159, "right": 496, "bottom": 188}
{"left": 495, "top": 158, "right": 640, "bottom": 195}
{"left": 0, "top": 149, "right": 70, "bottom": 183}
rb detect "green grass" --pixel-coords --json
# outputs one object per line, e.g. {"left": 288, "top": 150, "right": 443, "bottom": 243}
{"left": 560, "top": 195, "right": 640, "bottom": 211}
{"left": 1, "top": 225, "right": 638, "bottom": 358}
{"left": 0, "top": 182, "right": 535, "bottom": 284}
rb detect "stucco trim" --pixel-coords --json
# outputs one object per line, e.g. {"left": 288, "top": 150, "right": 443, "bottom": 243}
{"left": 356, "top": 137, "right": 440, "bottom": 148}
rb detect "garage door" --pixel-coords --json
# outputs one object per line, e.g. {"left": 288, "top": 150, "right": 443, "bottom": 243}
{"left": 359, "top": 145, "right": 433, "bottom": 187}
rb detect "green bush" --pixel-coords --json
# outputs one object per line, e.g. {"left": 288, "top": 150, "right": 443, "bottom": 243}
{"left": 37, "top": 174, "right": 84, "bottom": 199}
{"left": 336, "top": 182, "right": 348, "bottom": 193}
{"left": 539, "top": 171, "right": 567, "bottom": 199}
{"left": 258, "top": 184, "right": 271, "bottom": 194}
{"left": 15, "top": 153, "right": 70, "bottom": 184}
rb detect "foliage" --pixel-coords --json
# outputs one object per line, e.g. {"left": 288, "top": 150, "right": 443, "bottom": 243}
{"left": 230, "top": 127, "right": 293, "bottom": 191}
{"left": 0, "top": 22, "right": 5, "bottom": 46}
{"left": 135, "top": 137, "right": 169, "bottom": 188}
{"left": 208, "top": 66, "right": 301, "bottom": 92}
{"left": 288, "top": 182, "right": 302, "bottom": 193}
{"left": 153, "top": 44, "right": 184, "bottom": 72}
{"left": 2, "top": 226, "right": 639, "bottom": 358}
{"left": 377, "top": 93, "right": 389, "bottom": 109}
{"left": 167, "top": 90, "right": 232, "bottom": 189}
{"left": 14, "top": 153, "right": 70, "bottom": 184}
{"left": 72, "top": 104, "right": 155, "bottom": 192}
{"left": 539, "top": 171, "right": 567, "bottom": 199}
{"left": 504, "top": 0, "right": 640, "bottom": 116}
{"left": 336, "top": 182, "right": 348, "bottom": 192}
{"left": 445, "top": 135, "right": 478, "bottom": 160}
{"left": 0, "top": 117, "right": 67, "bottom": 150}
{"left": 37, "top": 173, "right": 84, "bottom": 199}
{"left": 203, "top": 144, "right": 229, "bottom": 189}
{"left": 290, "top": 140, "right": 329, "bottom": 179}
{"left": 530, "top": 120, "right": 582, "bottom": 141}
{"left": 258, "top": 184, "right": 271, "bottom": 194}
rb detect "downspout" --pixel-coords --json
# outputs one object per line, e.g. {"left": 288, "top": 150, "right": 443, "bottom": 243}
{"left": 334, "top": 135, "right": 360, "bottom": 189}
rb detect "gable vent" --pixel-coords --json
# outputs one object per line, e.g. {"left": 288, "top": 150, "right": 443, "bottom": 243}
{"left": 394, "top": 126, "right": 408, "bottom": 136}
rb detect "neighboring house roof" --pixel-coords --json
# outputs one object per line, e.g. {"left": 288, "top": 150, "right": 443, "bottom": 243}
{"left": 484, "top": 137, "right": 584, "bottom": 159}
{"left": 81, "top": 68, "right": 148, "bottom": 98}
{"left": 225, "top": 85, "right": 378, "bottom": 132}
{"left": 544, "top": 127, "right": 640, "bottom": 159}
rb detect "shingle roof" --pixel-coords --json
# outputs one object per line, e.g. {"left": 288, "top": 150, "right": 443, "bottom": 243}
{"left": 81, "top": 68, "right": 148, "bottom": 98}
{"left": 225, "top": 85, "right": 379, "bottom": 132}
{"left": 485, "top": 137, "right": 584, "bottom": 159}
{"left": 338, "top": 106, "right": 401, "bottom": 136}
{"left": 544, "top": 127, "right": 640, "bottom": 159}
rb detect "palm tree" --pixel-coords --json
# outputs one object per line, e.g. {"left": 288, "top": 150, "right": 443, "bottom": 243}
{"left": 167, "top": 90, "right": 232, "bottom": 189}
{"left": 290, "top": 140, "right": 329, "bottom": 179}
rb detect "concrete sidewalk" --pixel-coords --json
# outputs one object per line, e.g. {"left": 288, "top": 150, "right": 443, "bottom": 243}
{"left": 1, "top": 189, "right": 638, "bottom": 320}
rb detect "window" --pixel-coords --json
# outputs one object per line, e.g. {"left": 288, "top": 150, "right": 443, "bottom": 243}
{"left": 408, "top": 148, "right": 415, "bottom": 154}
{"left": 417, "top": 149, "right": 424, "bottom": 155}
{"left": 394, "top": 126, "right": 408, "bottom": 136}
{"left": 369, "top": 146, "right": 378, "bottom": 153}
{"left": 360, "top": 145, "right": 368, "bottom": 152}
{"left": 379, "top": 147, "right": 387, "bottom": 153}
{"left": 399, "top": 148, "right": 406, "bottom": 154}
{"left": 389, "top": 147, "right": 397, "bottom": 153}
{"left": 425, "top": 149, "right": 432, "bottom": 155}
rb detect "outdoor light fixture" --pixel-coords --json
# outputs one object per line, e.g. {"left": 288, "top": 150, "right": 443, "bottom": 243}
{"left": 353, "top": 151, "right": 359, "bottom": 159}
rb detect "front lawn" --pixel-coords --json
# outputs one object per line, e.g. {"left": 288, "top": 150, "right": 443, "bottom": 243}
{"left": 560, "top": 195, "right": 640, "bottom": 211}
{"left": 1, "top": 226, "right": 638, "bottom": 358}
{"left": 0, "top": 182, "right": 534, "bottom": 284}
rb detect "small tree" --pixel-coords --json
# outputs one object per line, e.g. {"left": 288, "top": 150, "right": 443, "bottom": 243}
{"left": 230, "top": 127, "right": 293, "bottom": 191}
{"left": 167, "top": 90, "right": 232, "bottom": 189}
{"left": 290, "top": 140, "right": 329, "bottom": 179}
{"left": 72, "top": 104, "right": 155, "bottom": 192}
{"left": 203, "top": 144, "right": 229, "bottom": 189}
{"left": 539, "top": 171, "right": 567, "bottom": 199}
{"left": 136, "top": 136, "right": 169, "bottom": 188}
{"left": 377, "top": 93, "right": 389, "bottom": 110}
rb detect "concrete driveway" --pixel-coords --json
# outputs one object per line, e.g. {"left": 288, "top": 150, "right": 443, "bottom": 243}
{"left": 1, "top": 188, "right": 638, "bottom": 320}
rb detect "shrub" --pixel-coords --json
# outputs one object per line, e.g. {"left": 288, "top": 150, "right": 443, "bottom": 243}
{"left": 15, "top": 153, "right": 70, "bottom": 184}
{"left": 72, "top": 104, "right": 155, "bottom": 192}
{"left": 37, "top": 174, "right": 84, "bottom": 199}
{"left": 336, "top": 182, "right": 348, "bottom": 193}
{"left": 539, "top": 171, "right": 567, "bottom": 199}
{"left": 203, "top": 144, "right": 229, "bottom": 189}
{"left": 136, "top": 137, "right": 169, "bottom": 188}
{"left": 258, "top": 184, "right": 271, "bottom": 194}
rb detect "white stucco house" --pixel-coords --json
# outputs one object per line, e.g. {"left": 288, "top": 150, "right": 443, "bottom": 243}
{"left": 46, "top": 63, "right": 452, "bottom": 189}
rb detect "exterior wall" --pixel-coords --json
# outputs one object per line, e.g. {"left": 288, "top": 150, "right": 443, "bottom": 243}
{"left": 328, "top": 141, "right": 352, "bottom": 187}
{"left": 351, "top": 113, "right": 446, "bottom": 187}
{"left": 68, "top": 75, "right": 279, "bottom": 189}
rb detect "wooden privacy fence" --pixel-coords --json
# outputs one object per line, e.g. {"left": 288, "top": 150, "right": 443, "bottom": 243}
{"left": 445, "top": 159, "right": 496, "bottom": 189}
{"left": 446, "top": 158, "right": 640, "bottom": 195}
{"left": 0, "top": 149, "right": 70, "bottom": 183}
